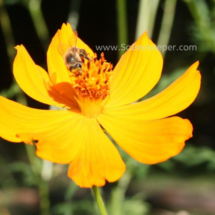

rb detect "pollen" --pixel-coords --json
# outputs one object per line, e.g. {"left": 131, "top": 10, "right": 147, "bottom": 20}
{"left": 70, "top": 53, "right": 113, "bottom": 100}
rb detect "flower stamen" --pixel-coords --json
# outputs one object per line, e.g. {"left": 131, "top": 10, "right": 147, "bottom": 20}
{"left": 70, "top": 52, "right": 113, "bottom": 101}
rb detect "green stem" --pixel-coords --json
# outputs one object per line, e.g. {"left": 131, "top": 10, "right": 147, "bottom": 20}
{"left": 38, "top": 177, "right": 51, "bottom": 215}
{"left": 68, "top": 0, "right": 82, "bottom": 30}
{"left": 136, "top": 0, "right": 149, "bottom": 39}
{"left": 92, "top": 186, "right": 108, "bottom": 215}
{"left": 135, "top": 0, "right": 160, "bottom": 39}
{"left": 25, "top": 144, "right": 51, "bottom": 215}
{"left": 0, "top": 0, "right": 16, "bottom": 65}
{"left": 0, "top": 0, "right": 24, "bottom": 99}
{"left": 116, "top": 0, "right": 128, "bottom": 58}
{"left": 110, "top": 172, "right": 132, "bottom": 215}
{"left": 25, "top": 144, "right": 40, "bottom": 174}
{"left": 157, "top": 0, "right": 177, "bottom": 58}
{"left": 28, "top": 0, "right": 49, "bottom": 50}
{"left": 110, "top": 184, "right": 122, "bottom": 215}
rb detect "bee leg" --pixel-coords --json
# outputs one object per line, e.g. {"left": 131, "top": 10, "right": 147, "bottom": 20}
{"left": 80, "top": 54, "right": 89, "bottom": 60}
{"left": 69, "top": 66, "right": 73, "bottom": 71}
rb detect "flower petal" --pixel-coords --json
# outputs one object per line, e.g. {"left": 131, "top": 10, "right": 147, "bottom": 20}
{"left": 57, "top": 23, "right": 94, "bottom": 57}
{"left": 0, "top": 96, "right": 125, "bottom": 187}
{"left": 103, "top": 62, "right": 201, "bottom": 120}
{"left": 98, "top": 114, "right": 193, "bottom": 164}
{"left": 13, "top": 45, "right": 60, "bottom": 106}
{"left": 0, "top": 96, "right": 80, "bottom": 163}
{"left": 68, "top": 118, "right": 125, "bottom": 188}
{"left": 105, "top": 32, "right": 163, "bottom": 108}
{"left": 47, "top": 23, "right": 93, "bottom": 84}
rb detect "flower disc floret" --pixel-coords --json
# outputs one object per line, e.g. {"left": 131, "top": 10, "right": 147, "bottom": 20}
{"left": 71, "top": 53, "right": 113, "bottom": 101}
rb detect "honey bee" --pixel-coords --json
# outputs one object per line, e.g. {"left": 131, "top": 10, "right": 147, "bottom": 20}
{"left": 58, "top": 31, "right": 90, "bottom": 75}
{"left": 63, "top": 47, "right": 89, "bottom": 73}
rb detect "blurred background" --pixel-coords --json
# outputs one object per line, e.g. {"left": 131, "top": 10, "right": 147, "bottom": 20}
{"left": 0, "top": 0, "right": 215, "bottom": 214}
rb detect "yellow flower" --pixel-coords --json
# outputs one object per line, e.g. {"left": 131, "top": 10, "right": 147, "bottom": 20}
{"left": 0, "top": 23, "right": 201, "bottom": 188}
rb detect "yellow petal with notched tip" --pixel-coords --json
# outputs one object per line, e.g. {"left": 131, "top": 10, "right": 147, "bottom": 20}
{"left": 98, "top": 114, "right": 192, "bottom": 164}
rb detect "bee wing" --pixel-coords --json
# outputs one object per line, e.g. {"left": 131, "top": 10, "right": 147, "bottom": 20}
{"left": 57, "top": 42, "right": 71, "bottom": 57}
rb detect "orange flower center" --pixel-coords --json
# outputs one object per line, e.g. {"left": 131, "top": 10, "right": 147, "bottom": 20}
{"left": 70, "top": 53, "right": 113, "bottom": 118}
{"left": 70, "top": 53, "right": 113, "bottom": 100}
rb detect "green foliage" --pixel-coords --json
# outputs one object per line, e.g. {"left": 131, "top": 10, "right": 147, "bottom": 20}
{"left": 9, "top": 161, "right": 37, "bottom": 186}
{"left": 156, "top": 144, "right": 215, "bottom": 173}
{"left": 1, "top": 82, "right": 21, "bottom": 99}
{"left": 184, "top": 0, "right": 215, "bottom": 55}
{"left": 174, "top": 145, "right": 215, "bottom": 171}
{"left": 123, "top": 199, "right": 150, "bottom": 215}
{"left": 52, "top": 200, "right": 97, "bottom": 215}
{"left": 0, "top": 161, "right": 36, "bottom": 188}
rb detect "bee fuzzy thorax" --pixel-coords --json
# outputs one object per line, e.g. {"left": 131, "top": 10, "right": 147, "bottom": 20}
{"left": 63, "top": 47, "right": 85, "bottom": 71}
{"left": 70, "top": 52, "right": 113, "bottom": 101}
